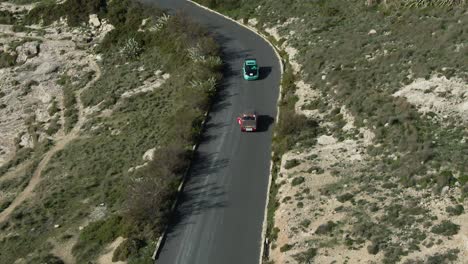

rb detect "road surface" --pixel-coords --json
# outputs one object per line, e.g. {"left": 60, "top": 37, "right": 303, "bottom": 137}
{"left": 149, "top": 1, "right": 281, "bottom": 263}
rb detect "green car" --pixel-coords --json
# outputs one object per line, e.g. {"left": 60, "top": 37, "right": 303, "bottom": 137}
{"left": 242, "top": 58, "right": 259, "bottom": 80}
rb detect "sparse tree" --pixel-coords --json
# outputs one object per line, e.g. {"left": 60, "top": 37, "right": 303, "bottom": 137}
{"left": 120, "top": 37, "right": 142, "bottom": 59}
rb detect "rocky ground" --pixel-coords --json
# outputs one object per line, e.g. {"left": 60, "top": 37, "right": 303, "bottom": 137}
{"left": 250, "top": 16, "right": 468, "bottom": 264}
{"left": 0, "top": 3, "right": 113, "bottom": 167}
{"left": 0, "top": 2, "right": 122, "bottom": 263}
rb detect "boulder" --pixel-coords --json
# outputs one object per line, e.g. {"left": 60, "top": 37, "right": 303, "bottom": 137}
{"left": 34, "top": 61, "right": 60, "bottom": 75}
{"left": 441, "top": 185, "right": 450, "bottom": 196}
{"left": 19, "top": 133, "right": 33, "bottom": 148}
{"left": 143, "top": 148, "right": 155, "bottom": 161}
{"left": 89, "top": 14, "right": 101, "bottom": 28}
{"left": 15, "top": 41, "right": 40, "bottom": 64}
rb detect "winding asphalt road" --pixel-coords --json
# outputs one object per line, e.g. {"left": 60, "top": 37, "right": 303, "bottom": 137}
{"left": 148, "top": 1, "right": 281, "bottom": 263}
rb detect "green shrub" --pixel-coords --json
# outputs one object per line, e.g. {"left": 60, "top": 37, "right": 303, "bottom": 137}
{"left": 293, "top": 247, "right": 317, "bottom": 263}
{"left": 426, "top": 249, "right": 460, "bottom": 264}
{"left": 315, "top": 221, "right": 336, "bottom": 235}
{"left": 59, "top": 77, "right": 80, "bottom": 132}
{"left": 458, "top": 174, "right": 468, "bottom": 185}
{"left": 0, "top": 147, "right": 33, "bottom": 176}
{"left": 0, "top": 10, "right": 16, "bottom": 24}
{"left": 284, "top": 159, "right": 300, "bottom": 169}
{"left": 367, "top": 242, "right": 379, "bottom": 254}
{"left": 291, "top": 176, "right": 305, "bottom": 186}
{"left": 46, "top": 117, "right": 61, "bottom": 136}
{"left": 383, "top": 244, "right": 405, "bottom": 264}
{"left": 0, "top": 52, "right": 17, "bottom": 68}
{"left": 431, "top": 220, "right": 460, "bottom": 236}
{"left": 112, "top": 238, "right": 146, "bottom": 262}
{"left": 435, "top": 171, "right": 456, "bottom": 192}
{"left": 337, "top": 193, "right": 354, "bottom": 203}
{"left": 73, "top": 215, "right": 129, "bottom": 261}
{"left": 445, "top": 205, "right": 464, "bottom": 216}
{"left": 279, "top": 243, "right": 294, "bottom": 252}
{"left": 48, "top": 99, "right": 60, "bottom": 116}
{"left": 24, "top": 0, "right": 107, "bottom": 26}
{"left": 299, "top": 219, "right": 311, "bottom": 228}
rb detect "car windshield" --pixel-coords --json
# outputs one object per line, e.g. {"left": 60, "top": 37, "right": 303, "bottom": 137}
{"left": 242, "top": 115, "right": 255, "bottom": 121}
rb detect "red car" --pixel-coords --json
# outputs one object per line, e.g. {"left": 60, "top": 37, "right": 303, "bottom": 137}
{"left": 237, "top": 111, "right": 257, "bottom": 132}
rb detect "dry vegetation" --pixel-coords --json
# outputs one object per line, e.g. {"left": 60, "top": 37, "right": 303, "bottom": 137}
{"left": 0, "top": 0, "right": 221, "bottom": 263}
{"left": 196, "top": 0, "right": 468, "bottom": 263}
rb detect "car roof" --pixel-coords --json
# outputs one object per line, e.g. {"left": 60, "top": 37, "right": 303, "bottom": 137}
{"left": 242, "top": 110, "right": 256, "bottom": 116}
{"left": 244, "top": 59, "right": 257, "bottom": 65}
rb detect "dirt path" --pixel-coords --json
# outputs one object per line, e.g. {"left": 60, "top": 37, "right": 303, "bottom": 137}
{"left": 97, "top": 236, "right": 126, "bottom": 264}
{"left": 50, "top": 234, "right": 79, "bottom": 264}
{"left": 0, "top": 57, "right": 101, "bottom": 224}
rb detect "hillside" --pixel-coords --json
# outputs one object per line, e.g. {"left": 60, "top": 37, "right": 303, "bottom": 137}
{"left": 0, "top": 0, "right": 221, "bottom": 263}
{"left": 195, "top": 0, "right": 468, "bottom": 263}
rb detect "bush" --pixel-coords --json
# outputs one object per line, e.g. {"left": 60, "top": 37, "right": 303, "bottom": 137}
{"left": 45, "top": 117, "right": 61, "bottom": 136}
{"left": 112, "top": 238, "right": 146, "bottom": 261}
{"left": 315, "top": 220, "right": 336, "bottom": 235}
{"left": 426, "top": 249, "right": 460, "bottom": 264}
{"left": 337, "top": 193, "right": 354, "bottom": 203}
{"left": 120, "top": 37, "right": 143, "bottom": 59}
{"left": 275, "top": 109, "right": 319, "bottom": 154}
{"left": 0, "top": 147, "right": 33, "bottom": 176}
{"left": 291, "top": 176, "right": 305, "bottom": 186}
{"left": 277, "top": 111, "right": 313, "bottom": 138}
{"left": 435, "top": 171, "right": 456, "bottom": 192}
{"left": 48, "top": 99, "right": 60, "bottom": 116}
{"left": 279, "top": 243, "right": 294, "bottom": 252}
{"left": 24, "top": 0, "right": 107, "bottom": 26}
{"left": 293, "top": 247, "right": 317, "bottom": 263}
{"left": 62, "top": 82, "right": 78, "bottom": 132}
{"left": 0, "top": 10, "right": 16, "bottom": 24}
{"left": 0, "top": 52, "right": 17, "bottom": 68}
{"left": 367, "top": 242, "right": 379, "bottom": 254}
{"left": 431, "top": 220, "right": 460, "bottom": 236}
{"left": 126, "top": 146, "right": 188, "bottom": 234}
{"left": 73, "top": 215, "right": 129, "bottom": 261}
{"left": 299, "top": 219, "right": 311, "bottom": 228}
{"left": 445, "top": 205, "right": 464, "bottom": 216}
{"left": 284, "top": 159, "right": 300, "bottom": 169}
{"left": 30, "top": 254, "right": 64, "bottom": 264}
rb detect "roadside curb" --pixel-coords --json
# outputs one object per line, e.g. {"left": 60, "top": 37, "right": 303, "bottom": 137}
{"left": 152, "top": 111, "right": 209, "bottom": 261}
{"left": 185, "top": 2, "right": 285, "bottom": 263}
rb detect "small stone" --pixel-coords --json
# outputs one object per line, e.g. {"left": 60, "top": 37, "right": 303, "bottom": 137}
{"left": 15, "top": 41, "right": 40, "bottom": 63}
{"left": 89, "top": 14, "right": 101, "bottom": 28}
{"left": 54, "top": 224, "right": 60, "bottom": 228}
{"left": 441, "top": 186, "right": 449, "bottom": 196}
{"left": 368, "top": 29, "right": 377, "bottom": 35}
{"left": 143, "top": 148, "right": 156, "bottom": 161}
